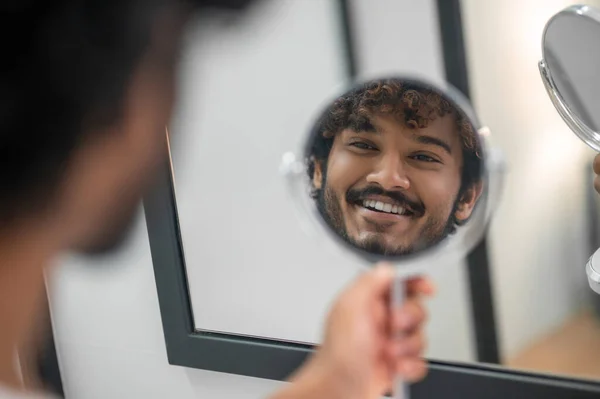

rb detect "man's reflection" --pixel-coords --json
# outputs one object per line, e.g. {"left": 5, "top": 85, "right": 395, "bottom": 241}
{"left": 308, "top": 78, "right": 483, "bottom": 256}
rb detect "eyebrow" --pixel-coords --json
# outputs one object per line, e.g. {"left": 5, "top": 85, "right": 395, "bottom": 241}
{"left": 349, "top": 118, "right": 453, "bottom": 155}
{"left": 415, "top": 135, "right": 452, "bottom": 155}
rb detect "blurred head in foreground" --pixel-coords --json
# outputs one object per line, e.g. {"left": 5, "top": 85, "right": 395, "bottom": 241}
{"left": 0, "top": 0, "right": 256, "bottom": 255}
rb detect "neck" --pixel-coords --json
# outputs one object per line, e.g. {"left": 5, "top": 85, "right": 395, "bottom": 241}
{"left": 0, "top": 224, "right": 58, "bottom": 391}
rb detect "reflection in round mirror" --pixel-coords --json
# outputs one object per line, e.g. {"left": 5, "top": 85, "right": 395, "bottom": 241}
{"left": 540, "top": 5, "right": 600, "bottom": 151}
{"left": 281, "top": 76, "right": 502, "bottom": 269}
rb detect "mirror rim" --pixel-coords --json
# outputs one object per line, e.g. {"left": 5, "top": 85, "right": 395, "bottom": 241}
{"left": 282, "top": 74, "right": 496, "bottom": 271}
{"left": 540, "top": 4, "right": 600, "bottom": 152}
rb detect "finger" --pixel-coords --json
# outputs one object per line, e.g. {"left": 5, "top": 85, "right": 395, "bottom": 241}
{"left": 352, "top": 262, "right": 395, "bottom": 302}
{"left": 387, "top": 331, "right": 426, "bottom": 358}
{"left": 594, "top": 153, "right": 600, "bottom": 175}
{"left": 396, "top": 358, "right": 428, "bottom": 383}
{"left": 595, "top": 175, "right": 600, "bottom": 195}
{"left": 405, "top": 277, "right": 436, "bottom": 298}
{"left": 391, "top": 299, "right": 427, "bottom": 333}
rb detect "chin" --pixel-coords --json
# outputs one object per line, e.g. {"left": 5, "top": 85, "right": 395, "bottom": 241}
{"left": 358, "top": 235, "right": 419, "bottom": 256}
{"left": 352, "top": 235, "right": 391, "bottom": 256}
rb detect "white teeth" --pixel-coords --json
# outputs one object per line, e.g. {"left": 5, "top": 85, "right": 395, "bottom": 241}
{"left": 361, "top": 200, "right": 407, "bottom": 215}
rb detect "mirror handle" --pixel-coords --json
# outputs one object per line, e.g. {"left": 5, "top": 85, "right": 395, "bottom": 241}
{"left": 392, "top": 278, "right": 411, "bottom": 399}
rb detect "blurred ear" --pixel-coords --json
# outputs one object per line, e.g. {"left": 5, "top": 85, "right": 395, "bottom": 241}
{"left": 454, "top": 181, "right": 483, "bottom": 222}
{"left": 312, "top": 160, "right": 323, "bottom": 190}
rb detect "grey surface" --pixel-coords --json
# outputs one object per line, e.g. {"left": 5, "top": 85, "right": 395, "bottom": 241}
{"left": 544, "top": 12, "right": 600, "bottom": 132}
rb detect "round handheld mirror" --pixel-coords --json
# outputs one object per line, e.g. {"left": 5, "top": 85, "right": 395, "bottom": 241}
{"left": 539, "top": 4, "right": 600, "bottom": 151}
{"left": 281, "top": 76, "right": 502, "bottom": 272}
{"left": 280, "top": 75, "right": 503, "bottom": 398}
{"left": 539, "top": 5, "right": 600, "bottom": 294}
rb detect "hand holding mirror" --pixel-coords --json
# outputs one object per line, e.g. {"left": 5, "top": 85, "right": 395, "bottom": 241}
{"left": 280, "top": 75, "right": 504, "bottom": 398}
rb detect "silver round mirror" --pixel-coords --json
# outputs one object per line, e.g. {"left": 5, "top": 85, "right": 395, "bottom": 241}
{"left": 281, "top": 75, "right": 504, "bottom": 272}
{"left": 540, "top": 4, "right": 600, "bottom": 152}
{"left": 540, "top": 5, "right": 600, "bottom": 294}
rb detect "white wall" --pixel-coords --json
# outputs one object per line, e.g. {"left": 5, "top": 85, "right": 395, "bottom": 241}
{"left": 48, "top": 1, "right": 477, "bottom": 398}
{"left": 172, "top": 0, "right": 351, "bottom": 345}
{"left": 462, "top": 0, "right": 599, "bottom": 360}
{"left": 349, "top": 0, "right": 446, "bottom": 84}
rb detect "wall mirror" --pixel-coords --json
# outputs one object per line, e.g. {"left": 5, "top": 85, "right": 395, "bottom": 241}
{"left": 156, "top": 0, "right": 498, "bottom": 365}
{"left": 142, "top": 0, "right": 600, "bottom": 396}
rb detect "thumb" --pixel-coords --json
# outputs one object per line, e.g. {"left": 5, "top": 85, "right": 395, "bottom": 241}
{"left": 354, "top": 262, "right": 395, "bottom": 300}
{"left": 594, "top": 153, "right": 600, "bottom": 175}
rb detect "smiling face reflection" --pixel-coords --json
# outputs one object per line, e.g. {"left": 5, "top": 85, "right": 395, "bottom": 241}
{"left": 309, "top": 79, "right": 482, "bottom": 256}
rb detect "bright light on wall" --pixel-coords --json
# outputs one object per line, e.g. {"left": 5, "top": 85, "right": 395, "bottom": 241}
{"left": 462, "top": 0, "right": 598, "bottom": 359}
{"left": 520, "top": 1, "right": 583, "bottom": 61}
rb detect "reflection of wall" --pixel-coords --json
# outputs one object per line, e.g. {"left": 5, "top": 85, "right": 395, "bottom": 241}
{"left": 349, "top": 0, "right": 446, "bottom": 84}
{"left": 171, "top": 0, "right": 348, "bottom": 346}
{"left": 47, "top": 1, "right": 459, "bottom": 398}
{"left": 462, "top": 0, "right": 599, "bottom": 361}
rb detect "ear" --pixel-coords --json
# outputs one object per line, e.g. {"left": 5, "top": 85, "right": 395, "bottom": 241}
{"left": 454, "top": 181, "right": 483, "bottom": 222}
{"left": 312, "top": 159, "right": 323, "bottom": 190}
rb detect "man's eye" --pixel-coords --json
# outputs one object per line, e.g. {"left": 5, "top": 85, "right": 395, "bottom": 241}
{"left": 350, "top": 142, "right": 376, "bottom": 150}
{"left": 412, "top": 154, "right": 439, "bottom": 163}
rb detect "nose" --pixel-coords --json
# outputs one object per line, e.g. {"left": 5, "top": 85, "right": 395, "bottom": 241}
{"left": 366, "top": 154, "right": 410, "bottom": 190}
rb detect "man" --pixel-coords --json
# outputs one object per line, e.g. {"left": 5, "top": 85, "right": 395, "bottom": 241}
{"left": 0, "top": 1, "right": 432, "bottom": 398}
{"left": 309, "top": 78, "right": 483, "bottom": 256}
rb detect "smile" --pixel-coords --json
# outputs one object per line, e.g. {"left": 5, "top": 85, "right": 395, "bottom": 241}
{"left": 360, "top": 199, "right": 413, "bottom": 216}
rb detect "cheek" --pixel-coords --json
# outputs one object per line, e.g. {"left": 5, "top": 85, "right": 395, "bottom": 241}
{"left": 412, "top": 170, "right": 461, "bottom": 209}
{"left": 326, "top": 152, "right": 365, "bottom": 195}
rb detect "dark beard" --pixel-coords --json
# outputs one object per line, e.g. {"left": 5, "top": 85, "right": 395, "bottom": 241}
{"left": 315, "top": 176, "right": 458, "bottom": 257}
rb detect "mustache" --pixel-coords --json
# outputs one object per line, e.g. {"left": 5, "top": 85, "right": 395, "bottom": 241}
{"left": 346, "top": 185, "right": 424, "bottom": 215}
